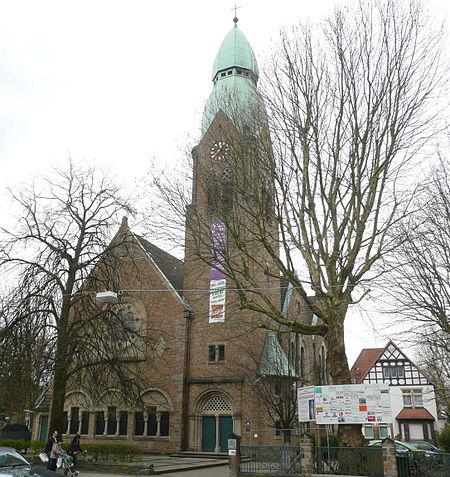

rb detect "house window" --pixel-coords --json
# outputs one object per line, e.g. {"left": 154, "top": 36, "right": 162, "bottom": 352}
{"left": 364, "top": 425, "right": 374, "bottom": 439}
{"left": 379, "top": 425, "right": 389, "bottom": 438}
{"left": 413, "top": 389, "right": 423, "bottom": 407}
{"left": 402, "top": 389, "right": 423, "bottom": 408}
{"left": 209, "top": 344, "right": 225, "bottom": 362}
{"left": 383, "top": 365, "right": 405, "bottom": 379}
{"left": 95, "top": 411, "right": 105, "bottom": 435}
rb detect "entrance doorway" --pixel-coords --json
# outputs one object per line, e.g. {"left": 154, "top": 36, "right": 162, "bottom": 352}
{"left": 201, "top": 415, "right": 233, "bottom": 452}
{"left": 38, "top": 415, "right": 48, "bottom": 441}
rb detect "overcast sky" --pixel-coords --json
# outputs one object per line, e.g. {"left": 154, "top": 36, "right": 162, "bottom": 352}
{"left": 1, "top": 0, "right": 448, "bottom": 364}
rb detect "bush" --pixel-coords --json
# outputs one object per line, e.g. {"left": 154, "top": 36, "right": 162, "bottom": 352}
{"left": 82, "top": 443, "right": 142, "bottom": 462}
{"left": 0, "top": 440, "right": 46, "bottom": 453}
{"left": 324, "top": 433, "right": 340, "bottom": 447}
{"left": 438, "top": 425, "right": 450, "bottom": 452}
{"left": 0, "top": 439, "right": 30, "bottom": 451}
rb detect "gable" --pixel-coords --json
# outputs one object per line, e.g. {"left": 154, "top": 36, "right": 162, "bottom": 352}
{"left": 362, "top": 342, "right": 431, "bottom": 386}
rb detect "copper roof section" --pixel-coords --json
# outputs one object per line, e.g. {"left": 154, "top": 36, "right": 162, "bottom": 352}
{"left": 350, "top": 347, "right": 384, "bottom": 383}
{"left": 396, "top": 408, "right": 435, "bottom": 421}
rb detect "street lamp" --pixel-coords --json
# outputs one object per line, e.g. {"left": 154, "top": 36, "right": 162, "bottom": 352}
{"left": 95, "top": 291, "right": 118, "bottom": 303}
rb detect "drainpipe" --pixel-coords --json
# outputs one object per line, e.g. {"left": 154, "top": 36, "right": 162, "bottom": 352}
{"left": 181, "top": 306, "right": 193, "bottom": 451}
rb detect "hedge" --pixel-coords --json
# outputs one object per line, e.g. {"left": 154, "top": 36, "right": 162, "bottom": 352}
{"left": 81, "top": 443, "right": 142, "bottom": 462}
{"left": 0, "top": 440, "right": 141, "bottom": 462}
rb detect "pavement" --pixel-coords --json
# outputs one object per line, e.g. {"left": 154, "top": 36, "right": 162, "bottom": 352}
{"left": 80, "top": 467, "right": 229, "bottom": 477}
{"left": 77, "top": 454, "right": 229, "bottom": 476}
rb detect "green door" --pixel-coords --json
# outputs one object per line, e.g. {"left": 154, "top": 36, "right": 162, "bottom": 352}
{"left": 38, "top": 415, "right": 48, "bottom": 441}
{"left": 202, "top": 416, "right": 216, "bottom": 452}
{"left": 219, "top": 416, "right": 233, "bottom": 452}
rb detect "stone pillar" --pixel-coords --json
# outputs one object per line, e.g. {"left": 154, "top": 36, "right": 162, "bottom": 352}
{"left": 103, "top": 409, "right": 108, "bottom": 436}
{"left": 77, "top": 410, "right": 82, "bottom": 435}
{"left": 300, "top": 435, "right": 314, "bottom": 477}
{"left": 228, "top": 434, "right": 240, "bottom": 477}
{"left": 115, "top": 411, "right": 120, "bottom": 437}
{"left": 215, "top": 415, "right": 220, "bottom": 453}
{"left": 143, "top": 411, "right": 148, "bottom": 437}
{"left": 66, "top": 409, "right": 71, "bottom": 436}
{"left": 156, "top": 412, "right": 161, "bottom": 437}
{"left": 382, "top": 438, "right": 398, "bottom": 477}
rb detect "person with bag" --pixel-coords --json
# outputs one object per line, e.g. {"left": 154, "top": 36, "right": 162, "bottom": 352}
{"left": 44, "top": 430, "right": 63, "bottom": 471}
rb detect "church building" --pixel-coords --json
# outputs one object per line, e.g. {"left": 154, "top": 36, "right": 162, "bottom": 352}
{"left": 32, "top": 18, "right": 323, "bottom": 453}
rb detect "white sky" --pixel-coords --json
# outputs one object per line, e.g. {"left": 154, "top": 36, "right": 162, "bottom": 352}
{"left": 1, "top": 0, "right": 448, "bottom": 365}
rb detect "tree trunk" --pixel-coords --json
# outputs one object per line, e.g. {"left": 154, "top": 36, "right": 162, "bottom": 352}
{"left": 48, "top": 329, "right": 69, "bottom": 438}
{"left": 325, "top": 310, "right": 365, "bottom": 447}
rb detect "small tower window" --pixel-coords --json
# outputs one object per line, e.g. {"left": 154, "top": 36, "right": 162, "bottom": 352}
{"left": 221, "top": 72, "right": 226, "bottom": 77}
{"left": 228, "top": 70, "right": 232, "bottom": 75}
{"left": 237, "top": 69, "right": 243, "bottom": 75}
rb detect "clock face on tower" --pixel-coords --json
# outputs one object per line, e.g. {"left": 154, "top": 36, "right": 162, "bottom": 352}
{"left": 209, "top": 141, "right": 230, "bottom": 161}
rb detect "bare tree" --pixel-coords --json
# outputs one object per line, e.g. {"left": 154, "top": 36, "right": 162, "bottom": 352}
{"left": 0, "top": 293, "right": 52, "bottom": 423}
{"left": 149, "top": 1, "right": 445, "bottom": 445}
{"left": 418, "top": 344, "right": 450, "bottom": 422}
{"left": 384, "top": 156, "right": 450, "bottom": 419}
{"left": 0, "top": 161, "right": 151, "bottom": 436}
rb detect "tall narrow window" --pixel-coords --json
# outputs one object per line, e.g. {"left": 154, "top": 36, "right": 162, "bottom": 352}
{"left": 300, "top": 346, "right": 305, "bottom": 378}
{"left": 119, "top": 411, "right": 128, "bottom": 436}
{"left": 148, "top": 407, "right": 157, "bottom": 436}
{"left": 95, "top": 411, "right": 105, "bottom": 435}
{"left": 81, "top": 412, "right": 89, "bottom": 435}
{"left": 134, "top": 412, "right": 144, "bottom": 436}
{"left": 62, "top": 412, "right": 68, "bottom": 435}
{"left": 70, "top": 407, "right": 79, "bottom": 434}
{"left": 107, "top": 406, "right": 117, "bottom": 435}
{"left": 160, "top": 412, "right": 170, "bottom": 437}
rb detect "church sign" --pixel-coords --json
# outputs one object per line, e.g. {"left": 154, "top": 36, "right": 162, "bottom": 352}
{"left": 298, "top": 384, "right": 392, "bottom": 425}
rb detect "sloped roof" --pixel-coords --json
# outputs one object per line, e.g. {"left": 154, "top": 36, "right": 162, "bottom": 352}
{"left": 134, "top": 235, "right": 184, "bottom": 295}
{"left": 396, "top": 408, "right": 435, "bottom": 421}
{"left": 259, "top": 331, "right": 297, "bottom": 378}
{"left": 34, "top": 386, "right": 52, "bottom": 411}
{"left": 351, "top": 347, "right": 385, "bottom": 383}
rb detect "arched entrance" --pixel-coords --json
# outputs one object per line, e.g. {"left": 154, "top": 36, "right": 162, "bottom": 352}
{"left": 193, "top": 391, "right": 235, "bottom": 453}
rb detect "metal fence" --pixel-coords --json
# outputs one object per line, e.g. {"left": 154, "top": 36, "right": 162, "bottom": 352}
{"left": 313, "top": 446, "right": 383, "bottom": 476}
{"left": 397, "top": 451, "right": 450, "bottom": 477}
{"left": 239, "top": 445, "right": 301, "bottom": 475}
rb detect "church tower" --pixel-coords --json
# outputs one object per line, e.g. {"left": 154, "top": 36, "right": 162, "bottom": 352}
{"left": 183, "top": 19, "right": 287, "bottom": 452}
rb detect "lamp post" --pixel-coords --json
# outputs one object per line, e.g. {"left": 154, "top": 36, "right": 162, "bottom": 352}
{"left": 95, "top": 291, "right": 118, "bottom": 303}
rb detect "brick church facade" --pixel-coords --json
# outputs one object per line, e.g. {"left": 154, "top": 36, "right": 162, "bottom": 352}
{"left": 32, "top": 20, "right": 325, "bottom": 453}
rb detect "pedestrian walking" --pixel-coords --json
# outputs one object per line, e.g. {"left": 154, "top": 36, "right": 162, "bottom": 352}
{"left": 44, "top": 430, "right": 63, "bottom": 471}
{"left": 67, "top": 433, "right": 82, "bottom": 472}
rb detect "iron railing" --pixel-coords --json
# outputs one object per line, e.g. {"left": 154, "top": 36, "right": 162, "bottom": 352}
{"left": 239, "top": 445, "right": 301, "bottom": 475}
{"left": 397, "top": 451, "right": 450, "bottom": 477}
{"left": 313, "top": 446, "right": 383, "bottom": 476}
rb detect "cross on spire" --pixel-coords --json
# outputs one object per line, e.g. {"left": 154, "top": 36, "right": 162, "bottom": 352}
{"left": 232, "top": 4, "right": 240, "bottom": 26}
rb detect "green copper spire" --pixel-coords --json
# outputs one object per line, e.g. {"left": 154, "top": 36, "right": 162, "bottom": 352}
{"left": 211, "top": 25, "right": 259, "bottom": 83}
{"left": 201, "top": 22, "right": 266, "bottom": 135}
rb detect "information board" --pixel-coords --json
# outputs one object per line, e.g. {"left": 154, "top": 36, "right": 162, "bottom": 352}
{"left": 298, "top": 383, "right": 392, "bottom": 424}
